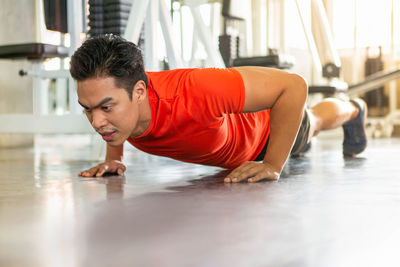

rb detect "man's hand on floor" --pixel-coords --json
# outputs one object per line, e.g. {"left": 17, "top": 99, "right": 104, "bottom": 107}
{"left": 78, "top": 160, "right": 126, "bottom": 177}
{"left": 224, "top": 161, "right": 280, "bottom": 183}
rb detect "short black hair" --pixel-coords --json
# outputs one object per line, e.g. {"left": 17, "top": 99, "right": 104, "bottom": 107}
{"left": 70, "top": 34, "right": 148, "bottom": 99}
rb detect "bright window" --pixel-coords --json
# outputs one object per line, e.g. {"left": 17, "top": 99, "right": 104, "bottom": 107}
{"left": 332, "top": 0, "right": 395, "bottom": 48}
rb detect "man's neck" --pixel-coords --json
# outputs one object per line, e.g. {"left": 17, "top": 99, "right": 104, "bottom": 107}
{"left": 131, "top": 97, "right": 152, "bottom": 137}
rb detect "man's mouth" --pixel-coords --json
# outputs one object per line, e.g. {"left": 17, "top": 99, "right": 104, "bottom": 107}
{"left": 100, "top": 131, "right": 116, "bottom": 142}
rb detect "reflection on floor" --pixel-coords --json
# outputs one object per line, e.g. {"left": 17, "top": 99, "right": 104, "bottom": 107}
{"left": 1, "top": 135, "right": 400, "bottom": 267}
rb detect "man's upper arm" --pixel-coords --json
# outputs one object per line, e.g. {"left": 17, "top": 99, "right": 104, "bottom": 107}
{"left": 234, "top": 66, "right": 307, "bottom": 113}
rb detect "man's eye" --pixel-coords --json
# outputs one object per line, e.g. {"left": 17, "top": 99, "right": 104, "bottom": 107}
{"left": 102, "top": 106, "right": 111, "bottom": 112}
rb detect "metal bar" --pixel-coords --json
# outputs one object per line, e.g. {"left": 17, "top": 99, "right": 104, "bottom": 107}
{"left": 24, "top": 69, "right": 71, "bottom": 79}
{"left": 124, "top": 0, "right": 150, "bottom": 43}
{"left": 186, "top": 1, "right": 225, "bottom": 68}
{"left": 159, "top": 0, "right": 183, "bottom": 68}
{"left": 311, "top": 0, "right": 341, "bottom": 67}
{"left": 294, "top": 0, "right": 322, "bottom": 72}
{"left": 348, "top": 68, "right": 400, "bottom": 96}
{"left": 145, "top": 0, "right": 159, "bottom": 70}
{"left": 55, "top": 78, "right": 68, "bottom": 114}
{"left": 0, "top": 114, "right": 93, "bottom": 134}
{"left": 32, "top": 63, "right": 48, "bottom": 115}
{"left": 67, "top": 0, "right": 83, "bottom": 114}
{"left": 67, "top": 0, "right": 83, "bottom": 57}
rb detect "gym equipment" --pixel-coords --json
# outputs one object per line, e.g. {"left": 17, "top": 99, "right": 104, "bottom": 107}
{"left": 0, "top": 0, "right": 90, "bottom": 134}
{"left": 0, "top": 43, "right": 68, "bottom": 60}
{"left": 219, "top": 0, "right": 294, "bottom": 69}
{"left": 87, "top": 0, "right": 133, "bottom": 37}
{"left": 363, "top": 46, "right": 387, "bottom": 116}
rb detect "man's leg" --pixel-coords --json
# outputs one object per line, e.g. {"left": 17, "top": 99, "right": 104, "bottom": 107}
{"left": 307, "top": 98, "right": 367, "bottom": 156}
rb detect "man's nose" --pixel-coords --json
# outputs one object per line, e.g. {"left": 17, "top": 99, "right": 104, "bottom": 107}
{"left": 91, "top": 111, "right": 107, "bottom": 130}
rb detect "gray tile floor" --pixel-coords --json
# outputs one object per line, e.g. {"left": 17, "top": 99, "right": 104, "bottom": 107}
{"left": 1, "top": 135, "right": 400, "bottom": 267}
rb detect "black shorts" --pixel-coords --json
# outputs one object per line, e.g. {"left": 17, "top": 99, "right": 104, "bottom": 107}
{"left": 254, "top": 109, "right": 311, "bottom": 161}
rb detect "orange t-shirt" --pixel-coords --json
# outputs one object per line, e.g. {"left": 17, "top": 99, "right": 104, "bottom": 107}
{"left": 127, "top": 68, "right": 270, "bottom": 169}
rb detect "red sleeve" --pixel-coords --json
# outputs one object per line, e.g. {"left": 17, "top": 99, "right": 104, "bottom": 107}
{"left": 183, "top": 68, "right": 245, "bottom": 122}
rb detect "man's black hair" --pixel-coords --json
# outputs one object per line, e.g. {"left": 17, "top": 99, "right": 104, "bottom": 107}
{"left": 70, "top": 34, "right": 148, "bottom": 100}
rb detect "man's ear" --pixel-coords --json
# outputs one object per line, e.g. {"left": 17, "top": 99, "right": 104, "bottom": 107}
{"left": 132, "top": 80, "right": 147, "bottom": 102}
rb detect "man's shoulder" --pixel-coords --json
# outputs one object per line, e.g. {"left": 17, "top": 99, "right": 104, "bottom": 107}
{"left": 146, "top": 68, "right": 240, "bottom": 99}
{"left": 146, "top": 67, "right": 231, "bottom": 80}
{"left": 146, "top": 68, "right": 197, "bottom": 99}
{"left": 146, "top": 68, "right": 196, "bottom": 79}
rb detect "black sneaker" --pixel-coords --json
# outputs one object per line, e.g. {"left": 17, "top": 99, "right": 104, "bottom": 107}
{"left": 342, "top": 98, "right": 368, "bottom": 156}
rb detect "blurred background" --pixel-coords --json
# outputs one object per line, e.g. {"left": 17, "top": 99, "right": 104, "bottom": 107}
{"left": 1, "top": 0, "right": 399, "bottom": 147}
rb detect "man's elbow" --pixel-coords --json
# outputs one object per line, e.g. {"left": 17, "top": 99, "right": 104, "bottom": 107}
{"left": 289, "top": 73, "right": 308, "bottom": 104}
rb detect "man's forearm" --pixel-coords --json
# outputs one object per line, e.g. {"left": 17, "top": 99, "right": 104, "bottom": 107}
{"left": 105, "top": 143, "right": 124, "bottom": 161}
{"left": 263, "top": 75, "right": 307, "bottom": 172}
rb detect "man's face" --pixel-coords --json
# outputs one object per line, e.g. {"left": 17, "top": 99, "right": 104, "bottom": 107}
{"left": 77, "top": 77, "right": 143, "bottom": 146}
